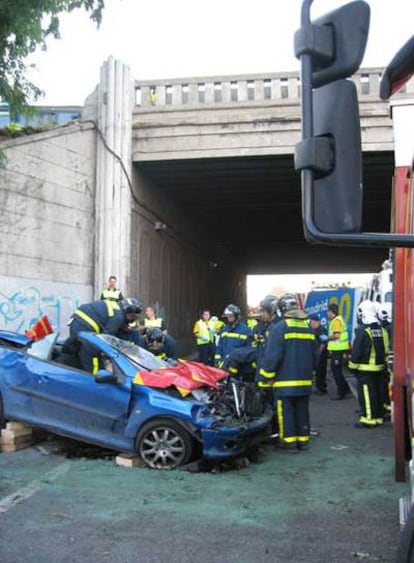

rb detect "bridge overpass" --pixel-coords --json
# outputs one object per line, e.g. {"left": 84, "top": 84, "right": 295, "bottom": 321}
{"left": 130, "top": 68, "right": 411, "bottom": 276}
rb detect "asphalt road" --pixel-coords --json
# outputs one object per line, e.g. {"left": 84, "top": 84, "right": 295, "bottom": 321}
{"left": 0, "top": 374, "right": 407, "bottom": 563}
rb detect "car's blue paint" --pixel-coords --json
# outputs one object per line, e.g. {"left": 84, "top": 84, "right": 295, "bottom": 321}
{"left": 0, "top": 331, "right": 31, "bottom": 347}
{"left": 0, "top": 331, "right": 271, "bottom": 460}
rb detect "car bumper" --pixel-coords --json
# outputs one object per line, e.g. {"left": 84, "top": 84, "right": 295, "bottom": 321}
{"left": 200, "top": 410, "right": 272, "bottom": 460}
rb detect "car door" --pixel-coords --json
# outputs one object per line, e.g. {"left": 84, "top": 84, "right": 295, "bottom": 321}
{"left": 26, "top": 337, "right": 133, "bottom": 448}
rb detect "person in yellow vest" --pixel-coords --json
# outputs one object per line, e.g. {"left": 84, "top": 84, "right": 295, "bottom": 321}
{"left": 327, "top": 303, "right": 351, "bottom": 400}
{"left": 144, "top": 306, "right": 167, "bottom": 334}
{"left": 193, "top": 309, "right": 216, "bottom": 365}
{"left": 100, "top": 275, "right": 124, "bottom": 302}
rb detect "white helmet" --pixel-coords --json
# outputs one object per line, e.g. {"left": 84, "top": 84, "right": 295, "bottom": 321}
{"left": 378, "top": 302, "right": 392, "bottom": 323}
{"left": 357, "top": 300, "right": 378, "bottom": 325}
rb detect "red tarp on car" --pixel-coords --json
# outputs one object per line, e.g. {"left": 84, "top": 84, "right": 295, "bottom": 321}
{"left": 133, "top": 360, "right": 228, "bottom": 396}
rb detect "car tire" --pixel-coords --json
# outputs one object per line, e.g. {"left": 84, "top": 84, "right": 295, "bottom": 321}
{"left": 136, "top": 419, "right": 194, "bottom": 470}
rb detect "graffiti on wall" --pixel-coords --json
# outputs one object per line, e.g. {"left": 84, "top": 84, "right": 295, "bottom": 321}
{"left": 0, "top": 280, "right": 92, "bottom": 337}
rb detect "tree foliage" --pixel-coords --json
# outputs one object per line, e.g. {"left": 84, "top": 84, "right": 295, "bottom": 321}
{"left": 0, "top": 0, "right": 105, "bottom": 114}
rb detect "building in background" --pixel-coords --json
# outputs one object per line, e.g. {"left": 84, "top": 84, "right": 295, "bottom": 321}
{"left": 0, "top": 103, "right": 82, "bottom": 128}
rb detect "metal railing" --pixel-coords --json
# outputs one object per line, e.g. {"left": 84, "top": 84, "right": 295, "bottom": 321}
{"left": 135, "top": 69, "right": 414, "bottom": 108}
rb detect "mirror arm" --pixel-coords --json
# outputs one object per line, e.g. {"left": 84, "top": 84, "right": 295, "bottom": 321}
{"left": 302, "top": 168, "right": 414, "bottom": 247}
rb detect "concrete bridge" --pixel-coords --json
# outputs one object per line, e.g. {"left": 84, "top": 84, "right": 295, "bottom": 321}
{"left": 133, "top": 68, "right": 396, "bottom": 160}
{"left": 1, "top": 61, "right": 413, "bottom": 347}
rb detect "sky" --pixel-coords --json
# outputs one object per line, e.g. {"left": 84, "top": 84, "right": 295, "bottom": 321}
{"left": 26, "top": 0, "right": 414, "bottom": 106}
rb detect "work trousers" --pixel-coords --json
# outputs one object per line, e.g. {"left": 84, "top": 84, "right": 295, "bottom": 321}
{"left": 197, "top": 342, "right": 215, "bottom": 366}
{"left": 356, "top": 371, "right": 385, "bottom": 425}
{"left": 69, "top": 319, "right": 100, "bottom": 373}
{"left": 330, "top": 351, "right": 351, "bottom": 397}
{"left": 315, "top": 350, "right": 328, "bottom": 393}
{"left": 275, "top": 395, "right": 310, "bottom": 448}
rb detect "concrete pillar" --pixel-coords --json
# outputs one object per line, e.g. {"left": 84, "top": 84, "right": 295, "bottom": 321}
{"left": 95, "top": 57, "right": 133, "bottom": 298}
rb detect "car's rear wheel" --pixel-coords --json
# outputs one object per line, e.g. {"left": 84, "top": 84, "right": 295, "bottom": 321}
{"left": 136, "top": 419, "right": 194, "bottom": 469}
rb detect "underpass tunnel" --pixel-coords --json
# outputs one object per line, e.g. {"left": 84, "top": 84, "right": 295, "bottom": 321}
{"left": 137, "top": 150, "right": 394, "bottom": 278}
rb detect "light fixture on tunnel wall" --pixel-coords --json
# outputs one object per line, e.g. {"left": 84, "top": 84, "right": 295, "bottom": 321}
{"left": 154, "top": 221, "right": 167, "bottom": 232}
{"left": 209, "top": 261, "right": 218, "bottom": 269}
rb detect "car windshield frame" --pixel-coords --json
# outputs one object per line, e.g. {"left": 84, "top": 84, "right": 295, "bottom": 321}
{"left": 97, "top": 334, "right": 168, "bottom": 371}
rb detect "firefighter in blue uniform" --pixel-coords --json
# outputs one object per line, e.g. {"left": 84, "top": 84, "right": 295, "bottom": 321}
{"left": 227, "top": 295, "right": 280, "bottom": 381}
{"left": 67, "top": 298, "right": 142, "bottom": 373}
{"left": 349, "top": 300, "right": 389, "bottom": 428}
{"left": 259, "top": 293, "right": 317, "bottom": 451}
{"left": 214, "top": 304, "right": 251, "bottom": 369}
{"left": 143, "top": 327, "right": 178, "bottom": 360}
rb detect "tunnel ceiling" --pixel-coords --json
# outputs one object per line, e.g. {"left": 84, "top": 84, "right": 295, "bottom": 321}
{"left": 137, "top": 151, "right": 394, "bottom": 274}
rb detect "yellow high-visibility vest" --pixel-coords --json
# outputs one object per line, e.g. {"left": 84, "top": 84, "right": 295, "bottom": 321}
{"left": 327, "top": 315, "right": 349, "bottom": 351}
{"left": 193, "top": 319, "right": 214, "bottom": 345}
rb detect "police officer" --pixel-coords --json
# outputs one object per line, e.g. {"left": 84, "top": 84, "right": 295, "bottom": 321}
{"left": 193, "top": 310, "right": 216, "bottom": 365}
{"left": 144, "top": 327, "right": 177, "bottom": 360}
{"left": 259, "top": 293, "right": 317, "bottom": 451}
{"left": 214, "top": 304, "right": 251, "bottom": 370}
{"left": 349, "top": 300, "right": 389, "bottom": 428}
{"left": 68, "top": 298, "right": 142, "bottom": 373}
{"left": 327, "top": 303, "right": 351, "bottom": 400}
{"left": 100, "top": 275, "right": 124, "bottom": 302}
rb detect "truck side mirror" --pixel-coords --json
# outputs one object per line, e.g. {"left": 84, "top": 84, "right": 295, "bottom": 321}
{"left": 295, "top": 78, "right": 362, "bottom": 234}
{"left": 295, "top": 0, "right": 414, "bottom": 247}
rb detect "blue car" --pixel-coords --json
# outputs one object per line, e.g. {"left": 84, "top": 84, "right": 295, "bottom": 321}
{"left": 0, "top": 330, "right": 272, "bottom": 469}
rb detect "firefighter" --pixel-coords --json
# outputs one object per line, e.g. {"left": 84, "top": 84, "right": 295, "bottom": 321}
{"left": 226, "top": 295, "right": 279, "bottom": 381}
{"left": 193, "top": 309, "right": 216, "bottom": 365}
{"left": 214, "top": 304, "right": 251, "bottom": 369}
{"left": 144, "top": 327, "right": 177, "bottom": 360}
{"left": 259, "top": 293, "right": 317, "bottom": 451}
{"left": 67, "top": 298, "right": 142, "bottom": 373}
{"left": 349, "top": 300, "right": 389, "bottom": 428}
{"left": 377, "top": 302, "right": 393, "bottom": 417}
{"left": 327, "top": 303, "right": 351, "bottom": 400}
{"left": 308, "top": 313, "right": 329, "bottom": 395}
{"left": 100, "top": 275, "right": 124, "bottom": 302}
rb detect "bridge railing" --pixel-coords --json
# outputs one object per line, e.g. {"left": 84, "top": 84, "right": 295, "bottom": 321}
{"left": 135, "top": 69, "right": 414, "bottom": 108}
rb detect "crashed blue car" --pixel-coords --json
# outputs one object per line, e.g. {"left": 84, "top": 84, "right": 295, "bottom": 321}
{"left": 0, "top": 330, "right": 272, "bottom": 469}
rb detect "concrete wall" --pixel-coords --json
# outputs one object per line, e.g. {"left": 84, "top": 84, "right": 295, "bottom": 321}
{"left": 129, "top": 165, "right": 245, "bottom": 353}
{"left": 0, "top": 123, "right": 96, "bottom": 335}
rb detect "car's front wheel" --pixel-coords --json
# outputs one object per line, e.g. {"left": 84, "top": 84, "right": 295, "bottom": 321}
{"left": 136, "top": 419, "right": 194, "bottom": 469}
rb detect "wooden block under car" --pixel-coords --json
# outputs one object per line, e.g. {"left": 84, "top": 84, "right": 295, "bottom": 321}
{"left": 1, "top": 437, "right": 35, "bottom": 452}
{"left": 1, "top": 422, "right": 35, "bottom": 452}
{"left": 5, "top": 422, "right": 33, "bottom": 436}
{"left": 115, "top": 454, "right": 145, "bottom": 468}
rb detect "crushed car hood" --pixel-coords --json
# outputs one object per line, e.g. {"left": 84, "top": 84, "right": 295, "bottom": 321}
{"left": 133, "top": 360, "right": 228, "bottom": 395}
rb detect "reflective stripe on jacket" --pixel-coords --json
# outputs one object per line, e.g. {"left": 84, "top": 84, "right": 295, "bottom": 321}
{"left": 70, "top": 300, "right": 124, "bottom": 336}
{"left": 258, "top": 315, "right": 317, "bottom": 395}
{"left": 349, "top": 323, "right": 389, "bottom": 372}
{"left": 215, "top": 320, "right": 251, "bottom": 368}
{"left": 327, "top": 315, "right": 349, "bottom": 351}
